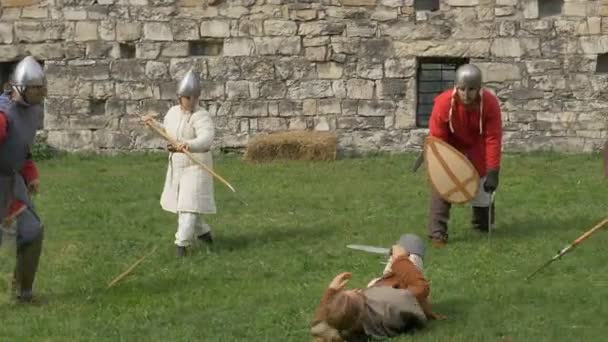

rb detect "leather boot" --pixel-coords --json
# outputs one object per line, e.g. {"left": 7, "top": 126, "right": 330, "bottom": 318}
{"left": 472, "top": 203, "right": 495, "bottom": 232}
{"left": 197, "top": 232, "right": 213, "bottom": 244}
{"left": 427, "top": 190, "right": 451, "bottom": 247}
{"left": 176, "top": 246, "right": 187, "bottom": 257}
{"left": 14, "top": 228, "right": 43, "bottom": 302}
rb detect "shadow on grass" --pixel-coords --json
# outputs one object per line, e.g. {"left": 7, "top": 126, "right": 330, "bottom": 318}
{"left": 214, "top": 225, "right": 336, "bottom": 252}
{"left": 431, "top": 296, "right": 475, "bottom": 325}
{"left": 495, "top": 214, "right": 603, "bottom": 241}
{"left": 433, "top": 295, "right": 474, "bottom": 309}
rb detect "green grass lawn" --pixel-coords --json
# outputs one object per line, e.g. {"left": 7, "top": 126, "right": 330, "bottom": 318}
{"left": 0, "top": 151, "right": 607, "bottom": 341}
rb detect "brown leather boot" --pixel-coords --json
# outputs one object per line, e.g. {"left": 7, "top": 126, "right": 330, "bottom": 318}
{"left": 431, "top": 237, "right": 447, "bottom": 248}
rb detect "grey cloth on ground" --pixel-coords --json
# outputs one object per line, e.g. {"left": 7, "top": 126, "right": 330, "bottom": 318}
{"left": 360, "top": 286, "right": 427, "bottom": 340}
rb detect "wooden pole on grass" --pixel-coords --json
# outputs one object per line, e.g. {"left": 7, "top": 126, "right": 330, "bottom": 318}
{"left": 107, "top": 246, "right": 157, "bottom": 289}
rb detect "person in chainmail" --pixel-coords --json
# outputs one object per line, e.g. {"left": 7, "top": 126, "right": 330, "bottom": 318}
{"left": 144, "top": 68, "right": 216, "bottom": 257}
{"left": 0, "top": 56, "right": 47, "bottom": 303}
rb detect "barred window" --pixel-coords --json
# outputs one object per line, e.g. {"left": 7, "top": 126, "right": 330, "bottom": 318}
{"left": 416, "top": 57, "right": 469, "bottom": 128}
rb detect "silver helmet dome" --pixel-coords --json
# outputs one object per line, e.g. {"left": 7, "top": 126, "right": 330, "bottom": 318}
{"left": 12, "top": 56, "right": 46, "bottom": 88}
{"left": 176, "top": 68, "right": 201, "bottom": 98}
{"left": 455, "top": 64, "right": 482, "bottom": 89}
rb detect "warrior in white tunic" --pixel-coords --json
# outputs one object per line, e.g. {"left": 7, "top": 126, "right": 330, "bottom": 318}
{"left": 146, "top": 69, "right": 216, "bottom": 257}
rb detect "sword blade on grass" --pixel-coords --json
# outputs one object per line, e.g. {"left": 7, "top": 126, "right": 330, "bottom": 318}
{"left": 347, "top": 244, "right": 390, "bottom": 255}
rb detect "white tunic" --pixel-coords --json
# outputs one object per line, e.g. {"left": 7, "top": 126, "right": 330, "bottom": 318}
{"left": 159, "top": 105, "right": 216, "bottom": 214}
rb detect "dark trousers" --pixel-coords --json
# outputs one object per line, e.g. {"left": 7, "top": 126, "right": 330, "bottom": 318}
{"left": 13, "top": 226, "right": 44, "bottom": 296}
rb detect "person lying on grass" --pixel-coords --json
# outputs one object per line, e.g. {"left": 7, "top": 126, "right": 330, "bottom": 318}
{"left": 310, "top": 234, "right": 446, "bottom": 341}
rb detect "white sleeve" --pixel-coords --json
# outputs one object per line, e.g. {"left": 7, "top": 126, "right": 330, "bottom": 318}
{"left": 160, "top": 108, "right": 173, "bottom": 129}
{"left": 185, "top": 112, "right": 214, "bottom": 153}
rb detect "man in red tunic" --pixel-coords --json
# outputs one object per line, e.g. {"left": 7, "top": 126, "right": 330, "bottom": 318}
{"left": 426, "top": 64, "right": 503, "bottom": 247}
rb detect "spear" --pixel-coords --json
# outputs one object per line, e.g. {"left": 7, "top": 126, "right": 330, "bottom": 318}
{"left": 525, "top": 217, "right": 608, "bottom": 280}
{"left": 137, "top": 113, "right": 248, "bottom": 206}
{"left": 107, "top": 246, "right": 157, "bottom": 288}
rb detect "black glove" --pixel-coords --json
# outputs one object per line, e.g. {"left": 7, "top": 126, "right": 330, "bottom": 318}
{"left": 484, "top": 169, "right": 499, "bottom": 193}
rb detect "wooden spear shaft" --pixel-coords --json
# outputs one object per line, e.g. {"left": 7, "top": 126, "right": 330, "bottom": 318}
{"left": 525, "top": 217, "right": 608, "bottom": 280}
{"left": 140, "top": 114, "right": 237, "bottom": 193}
{"left": 107, "top": 246, "right": 157, "bottom": 288}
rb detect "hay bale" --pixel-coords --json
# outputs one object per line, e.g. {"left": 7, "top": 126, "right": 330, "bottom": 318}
{"left": 244, "top": 130, "right": 337, "bottom": 163}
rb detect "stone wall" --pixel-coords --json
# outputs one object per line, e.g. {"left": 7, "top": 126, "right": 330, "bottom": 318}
{"left": 0, "top": 0, "right": 607, "bottom": 153}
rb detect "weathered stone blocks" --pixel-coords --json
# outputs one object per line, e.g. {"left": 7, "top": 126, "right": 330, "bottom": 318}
{"left": 0, "top": 0, "right": 598, "bottom": 153}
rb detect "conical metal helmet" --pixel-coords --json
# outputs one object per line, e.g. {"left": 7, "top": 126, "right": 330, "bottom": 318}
{"left": 455, "top": 64, "right": 482, "bottom": 89}
{"left": 11, "top": 56, "right": 46, "bottom": 87}
{"left": 397, "top": 233, "right": 426, "bottom": 258}
{"left": 176, "top": 68, "right": 201, "bottom": 98}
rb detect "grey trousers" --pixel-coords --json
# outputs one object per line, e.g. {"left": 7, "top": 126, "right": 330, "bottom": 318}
{"left": 427, "top": 188, "right": 495, "bottom": 240}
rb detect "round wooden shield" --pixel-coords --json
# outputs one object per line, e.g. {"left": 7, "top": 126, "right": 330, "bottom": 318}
{"left": 424, "top": 136, "right": 480, "bottom": 204}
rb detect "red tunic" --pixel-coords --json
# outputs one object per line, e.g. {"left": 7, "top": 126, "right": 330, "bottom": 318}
{"left": 428, "top": 88, "right": 502, "bottom": 177}
{"left": 0, "top": 112, "right": 39, "bottom": 217}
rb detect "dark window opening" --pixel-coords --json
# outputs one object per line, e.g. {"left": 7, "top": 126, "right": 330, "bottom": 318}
{"left": 0, "top": 61, "right": 19, "bottom": 92}
{"left": 0, "top": 59, "right": 45, "bottom": 91}
{"left": 62, "top": 0, "right": 97, "bottom": 5}
{"left": 415, "top": 0, "right": 440, "bottom": 12}
{"left": 189, "top": 39, "right": 223, "bottom": 56}
{"left": 119, "top": 43, "right": 136, "bottom": 59}
{"left": 416, "top": 57, "right": 469, "bottom": 128}
{"left": 90, "top": 99, "right": 107, "bottom": 115}
{"left": 539, "top": 0, "right": 563, "bottom": 17}
{"left": 596, "top": 54, "right": 608, "bottom": 73}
